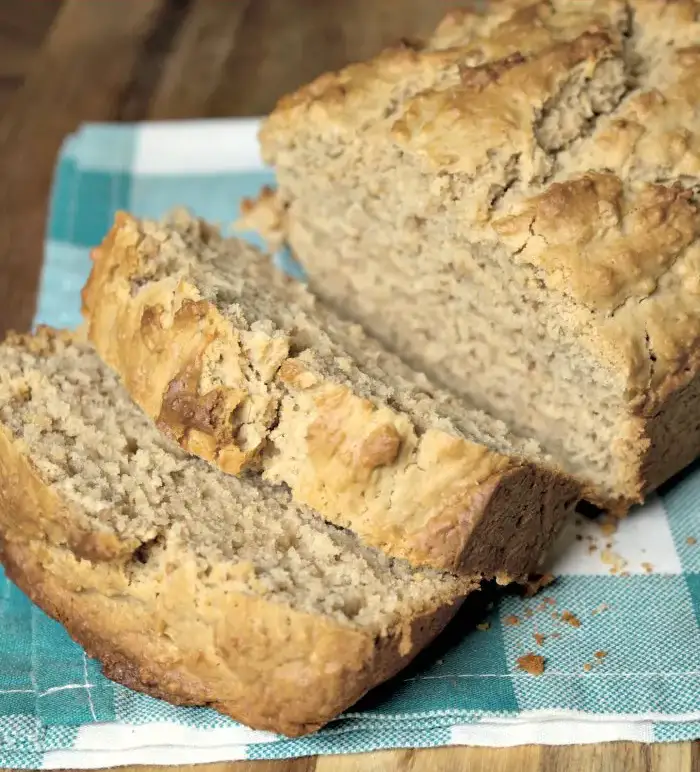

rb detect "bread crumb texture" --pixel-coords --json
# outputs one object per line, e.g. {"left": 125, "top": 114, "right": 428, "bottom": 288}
{"left": 82, "top": 210, "right": 580, "bottom": 577}
{"left": 0, "top": 329, "right": 471, "bottom": 736}
{"left": 255, "top": 0, "right": 700, "bottom": 514}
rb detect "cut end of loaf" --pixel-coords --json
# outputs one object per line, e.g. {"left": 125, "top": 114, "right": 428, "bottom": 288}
{"left": 0, "top": 328, "right": 466, "bottom": 626}
{"left": 0, "top": 328, "right": 474, "bottom": 734}
{"left": 254, "top": 0, "right": 700, "bottom": 512}
{"left": 82, "top": 210, "right": 582, "bottom": 577}
{"left": 84, "top": 211, "right": 293, "bottom": 473}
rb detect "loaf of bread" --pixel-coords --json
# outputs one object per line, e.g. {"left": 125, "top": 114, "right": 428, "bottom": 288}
{"left": 248, "top": 0, "right": 700, "bottom": 514}
{"left": 0, "top": 328, "right": 472, "bottom": 736}
{"left": 82, "top": 211, "right": 580, "bottom": 578}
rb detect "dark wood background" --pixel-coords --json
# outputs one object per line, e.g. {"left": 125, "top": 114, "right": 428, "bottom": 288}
{"left": 0, "top": 1, "right": 697, "bottom": 770}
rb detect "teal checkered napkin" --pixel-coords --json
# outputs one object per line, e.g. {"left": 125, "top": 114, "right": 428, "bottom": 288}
{"left": 2, "top": 119, "right": 700, "bottom": 767}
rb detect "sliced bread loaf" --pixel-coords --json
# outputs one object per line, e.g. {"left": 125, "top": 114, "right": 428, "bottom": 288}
{"left": 82, "top": 211, "right": 580, "bottom": 579}
{"left": 0, "top": 328, "right": 471, "bottom": 736}
{"left": 249, "top": 0, "right": 700, "bottom": 514}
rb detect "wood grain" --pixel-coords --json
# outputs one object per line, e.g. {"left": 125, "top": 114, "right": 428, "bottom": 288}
{"left": 0, "top": 0, "right": 167, "bottom": 337}
{"left": 98, "top": 744, "right": 692, "bottom": 772}
{"left": 0, "top": 1, "right": 696, "bottom": 769}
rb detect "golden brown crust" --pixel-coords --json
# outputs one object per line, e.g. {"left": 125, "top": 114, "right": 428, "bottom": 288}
{"left": 0, "top": 405, "right": 466, "bottom": 737}
{"left": 276, "top": 357, "right": 578, "bottom": 575}
{"left": 493, "top": 176, "right": 698, "bottom": 313}
{"left": 259, "top": 1, "right": 629, "bottom": 159}
{"left": 0, "top": 538, "right": 462, "bottom": 737}
{"left": 254, "top": 0, "right": 700, "bottom": 511}
{"left": 83, "top": 214, "right": 580, "bottom": 577}
{"left": 494, "top": 172, "right": 700, "bottom": 421}
{"left": 259, "top": 0, "right": 700, "bottom": 401}
{"left": 82, "top": 214, "right": 284, "bottom": 476}
{"left": 390, "top": 29, "right": 622, "bottom": 174}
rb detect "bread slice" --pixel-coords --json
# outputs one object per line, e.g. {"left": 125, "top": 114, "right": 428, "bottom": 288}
{"left": 82, "top": 211, "right": 580, "bottom": 579}
{"left": 248, "top": 0, "right": 700, "bottom": 514}
{"left": 0, "top": 328, "right": 472, "bottom": 736}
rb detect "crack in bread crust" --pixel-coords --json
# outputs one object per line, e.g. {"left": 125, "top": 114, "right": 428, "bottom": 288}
{"left": 250, "top": 0, "right": 700, "bottom": 512}
{"left": 0, "top": 329, "right": 471, "bottom": 736}
{"left": 83, "top": 212, "right": 581, "bottom": 577}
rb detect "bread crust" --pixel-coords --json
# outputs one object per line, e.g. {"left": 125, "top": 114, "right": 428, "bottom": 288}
{"left": 258, "top": 2, "right": 629, "bottom": 158}
{"left": 252, "top": 0, "right": 700, "bottom": 513}
{"left": 1, "top": 539, "right": 461, "bottom": 737}
{"left": 0, "top": 389, "right": 465, "bottom": 737}
{"left": 82, "top": 214, "right": 580, "bottom": 577}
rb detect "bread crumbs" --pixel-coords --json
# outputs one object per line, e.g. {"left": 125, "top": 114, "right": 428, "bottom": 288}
{"left": 517, "top": 653, "right": 545, "bottom": 676}
{"left": 476, "top": 622, "right": 490, "bottom": 631}
{"left": 523, "top": 573, "right": 555, "bottom": 597}
{"left": 595, "top": 650, "right": 607, "bottom": 659}
{"left": 641, "top": 562, "right": 654, "bottom": 573}
{"left": 504, "top": 615, "right": 520, "bottom": 626}
{"left": 601, "top": 548, "right": 628, "bottom": 574}
{"left": 599, "top": 520, "right": 618, "bottom": 537}
{"left": 534, "top": 633, "right": 546, "bottom": 646}
{"left": 583, "top": 662, "right": 592, "bottom": 672}
{"left": 591, "top": 603, "right": 610, "bottom": 616}
{"left": 561, "top": 611, "right": 581, "bottom": 628}
{"left": 687, "top": 536, "right": 697, "bottom": 546}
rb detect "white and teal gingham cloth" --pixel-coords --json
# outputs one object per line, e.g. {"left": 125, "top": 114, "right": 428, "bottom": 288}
{"left": 3, "top": 119, "right": 700, "bottom": 767}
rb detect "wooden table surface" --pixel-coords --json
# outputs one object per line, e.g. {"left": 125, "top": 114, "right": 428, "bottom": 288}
{"left": 0, "top": 2, "right": 697, "bottom": 770}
